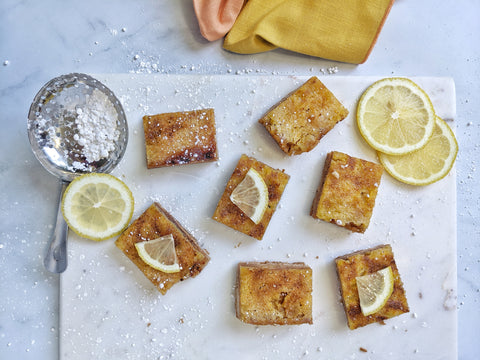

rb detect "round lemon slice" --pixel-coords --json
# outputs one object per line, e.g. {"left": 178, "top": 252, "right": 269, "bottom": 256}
{"left": 230, "top": 168, "right": 269, "bottom": 224}
{"left": 356, "top": 266, "right": 394, "bottom": 316}
{"left": 357, "top": 78, "right": 436, "bottom": 155}
{"left": 378, "top": 116, "right": 458, "bottom": 186}
{"left": 135, "top": 234, "right": 180, "bottom": 273}
{"left": 62, "top": 173, "right": 134, "bottom": 241}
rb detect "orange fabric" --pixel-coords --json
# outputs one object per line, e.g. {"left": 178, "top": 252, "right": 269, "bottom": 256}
{"left": 223, "top": 0, "right": 395, "bottom": 64}
{"left": 193, "top": 0, "right": 245, "bottom": 41}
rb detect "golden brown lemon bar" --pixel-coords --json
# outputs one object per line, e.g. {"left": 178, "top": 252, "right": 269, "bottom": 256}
{"left": 259, "top": 76, "right": 348, "bottom": 156}
{"left": 115, "top": 202, "right": 210, "bottom": 295}
{"left": 310, "top": 151, "right": 383, "bottom": 233}
{"left": 143, "top": 108, "right": 218, "bottom": 168}
{"left": 335, "top": 244, "right": 409, "bottom": 330}
{"left": 236, "top": 261, "right": 313, "bottom": 325}
{"left": 212, "top": 154, "right": 289, "bottom": 240}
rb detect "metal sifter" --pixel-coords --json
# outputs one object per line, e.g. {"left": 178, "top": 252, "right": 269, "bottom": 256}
{"left": 27, "top": 73, "right": 128, "bottom": 273}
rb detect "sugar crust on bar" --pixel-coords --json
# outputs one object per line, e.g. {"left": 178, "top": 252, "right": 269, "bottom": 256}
{"left": 212, "top": 154, "right": 289, "bottom": 240}
{"left": 143, "top": 109, "right": 217, "bottom": 169}
{"left": 259, "top": 76, "right": 349, "bottom": 156}
{"left": 335, "top": 244, "right": 409, "bottom": 330}
{"left": 115, "top": 203, "right": 210, "bottom": 295}
{"left": 311, "top": 151, "right": 383, "bottom": 233}
{"left": 236, "top": 261, "right": 313, "bottom": 325}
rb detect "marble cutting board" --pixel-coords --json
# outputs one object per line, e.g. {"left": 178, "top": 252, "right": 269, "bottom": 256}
{"left": 60, "top": 75, "right": 457, "bottom": 360}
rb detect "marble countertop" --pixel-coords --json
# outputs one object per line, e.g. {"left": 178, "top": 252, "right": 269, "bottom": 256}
{"left": 0, "top": 1, "right": 478, "bottom": 359}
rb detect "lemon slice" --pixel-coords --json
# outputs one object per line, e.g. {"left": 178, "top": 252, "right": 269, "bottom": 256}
{"left": 357, "top": 78, "right": 436, "bottom": 155}
{"left": 378, "top": 116, "right": 458, "bottom": 185}
{"left": 230, "top": 168, "right": 269, "bottom": 224}
{"left": 135, "top": 234, "right": 180, "bottom": 273}
{"left": 62, "top": 173, "right": 134, "bottom": 241}
{"left": 356, "top": 266, "right": 394, "bottom": 316}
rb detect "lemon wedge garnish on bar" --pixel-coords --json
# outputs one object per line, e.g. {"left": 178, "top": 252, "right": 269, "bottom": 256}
{"left": 135, "top": 234, "right": 180, "bottom": 273}
{"left": 356, "top": 266, "right": 394, "bottom": 316}
{"left": 230, "top": 168, "right": 269, "bottom": 224}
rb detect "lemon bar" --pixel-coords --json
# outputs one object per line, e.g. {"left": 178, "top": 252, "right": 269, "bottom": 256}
{"left": 236, "top": 261, "right": 313, "bottom": 325}
{"left": 143, "top": 109, "right": 218, "bottom": 169}
{"left": 115, "top": 203, "right": 210, "bottom": 295}
{"left": 259, "top": 76, "right": 348, "bottom": 155}
{"left": 212, "top": 154, "right": 290, "bottom": 240}
{"left": 335, "top": 245, "right": 409, "bottom": 330}
{"left": 310, "top": 151, "right": 383, "bottom": 233}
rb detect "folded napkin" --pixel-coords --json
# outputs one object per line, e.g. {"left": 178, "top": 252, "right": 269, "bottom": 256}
{"left": 193, "top": 0, "right": 245, "bottom": 41}
{"left": 222, "top": 0, "right": 394, "bottom": 64}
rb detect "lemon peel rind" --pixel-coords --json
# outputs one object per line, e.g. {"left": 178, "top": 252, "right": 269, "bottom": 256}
{"left": 356, "top": 77, "right": 436, "bottom": 155}
{"left": 378, "top": 116, "right": 458, "bottom": 186}
{"left": 62, "top": 173, "right": 134, "bottom": 241}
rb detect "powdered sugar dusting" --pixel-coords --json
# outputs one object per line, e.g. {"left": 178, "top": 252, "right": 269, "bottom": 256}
{"left": 73, "top": 88, "right": 120, "bottom": 163}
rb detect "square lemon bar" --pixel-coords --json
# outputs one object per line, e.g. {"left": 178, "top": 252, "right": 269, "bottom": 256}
{"left": 212, "top": 154, "right": 289, "bottom": 240}
{"left": 335, "top": 244, "right": 409, "bottom": 329}
{"left": 115, "top": 203, "right": 210, "bottom": 295}
{"left": 259, "top": 76, "right": 348, "bottom": 155}
{"left": 311, "top": 151, "right": 383, "bottom": 233}
{"left": 143, "top": 108, "right": 217, "bottom": 168}
{"left": 236, "top": 261, "right": 313, "bottom": 325}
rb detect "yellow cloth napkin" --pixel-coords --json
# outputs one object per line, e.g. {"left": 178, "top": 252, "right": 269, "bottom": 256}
{"left": 223, "top": 0, "right": 394, "bottom": 64}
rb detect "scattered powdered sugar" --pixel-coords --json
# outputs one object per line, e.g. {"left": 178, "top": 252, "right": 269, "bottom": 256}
{"left": 72, "top": 88, "right": 120, "bottom": 163}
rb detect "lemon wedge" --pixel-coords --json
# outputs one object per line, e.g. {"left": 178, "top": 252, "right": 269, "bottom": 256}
{"left": 356, "top": 266, "right": 394, "bottom": 316}
{"left": 135, "top": 234, "right": 180, "bottom": 273}
{"left": 230, "top": 168, "right": 269, "bottom": 224}
{"left": 378, "top": 116, "right": 457, "bottom": 185}
{"left": 62, "top": 173, "right": 134, "bottom": 241}
{"left": 357, "top": 78, "right": 436, "bottom": 155}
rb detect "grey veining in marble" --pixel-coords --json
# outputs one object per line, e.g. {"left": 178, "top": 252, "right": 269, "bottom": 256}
{"left": 0, "top": 1, "right": 478, "bottom": 359}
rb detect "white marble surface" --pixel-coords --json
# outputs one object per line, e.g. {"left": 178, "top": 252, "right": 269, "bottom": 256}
{"left": 59, "top": 74, "right": 457, "bottom": 359}
{"left": 0, "top": 1, "right": 478, "bottom": 359}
